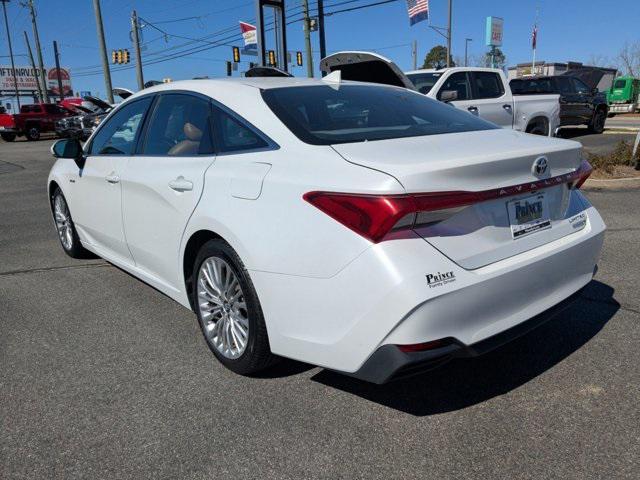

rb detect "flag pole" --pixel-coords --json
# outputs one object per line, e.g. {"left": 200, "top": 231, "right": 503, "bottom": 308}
{"left": 531, "top": 6, "right": 539, "bottom": 74}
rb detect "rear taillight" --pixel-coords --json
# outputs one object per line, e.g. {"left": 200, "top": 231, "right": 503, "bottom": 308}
{"left": 304, "top": 160, "right": 593, "bottom": 243}
{"left": 572, "top": 159, "right": 593, "bottom": 189}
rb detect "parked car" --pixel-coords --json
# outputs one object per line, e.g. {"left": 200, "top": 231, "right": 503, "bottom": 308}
{"left": 0, "top": 102, "right": 74, "bottom": 141}
{"left": 607, "top": 76, "right": 640, "bottom": 115}
{"left": 320, "top": 51, "right": 561, "bottom": 136}
{"left": 509, "top": 75, "right": 609, "bottom": 133}
{"left": 47, "top": 78, "right": 604, "bottom": 383}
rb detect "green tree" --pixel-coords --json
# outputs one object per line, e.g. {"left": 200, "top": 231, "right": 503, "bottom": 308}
{"left": 483, "top": 48, "right": 507, "bottom": 70}
{"left": 422, "top": 45, "right": 455, "bottom": 69}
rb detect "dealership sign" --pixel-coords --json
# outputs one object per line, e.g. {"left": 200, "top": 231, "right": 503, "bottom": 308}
{"left": 0, "top": 65, "right": 73, "bottom": 95}
{"left": 485, "top": 16, "right": 504, "bottom": 47}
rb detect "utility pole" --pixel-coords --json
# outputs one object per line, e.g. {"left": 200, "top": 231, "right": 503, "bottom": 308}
{"left": 26, "top": 0, "right": 48, "bottom": 103}
{"left": 53, "top": 41, "right": 64, "bottom": 101}
{"left": 1, "top": 0, "right": 20, "bottom": 108}
{"left": 446, "top": 0, "right": 452, "bottom": 67}
{"left": 317, "top": 0, "right": 326, "bottom": 72}
{"left": 464, "top": 38, "right": 472, "bottom": 67}
{"left": 131, "top": 10, "right": 144, "bottom": 90}
{"left": 412, "top": 40, "right": 417, "bottom": 70}
{"left": 92, "top": 0, "right": 113, "bottom": 103}
{"left": 23, "top": 30, "right": 42, "bottom": 102}
{"left": 302, "top": 0, "right": 313, "bottom": 77}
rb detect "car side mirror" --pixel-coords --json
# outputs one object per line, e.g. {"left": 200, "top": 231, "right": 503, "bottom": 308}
{"left": 591, "top": 87, "right": 599, "bottom": 95}
{"left": 439, "top": 90, "right": 458, "bottom": 103}
{"left": 51, "top": 138, "right": 85, "bottom": 169}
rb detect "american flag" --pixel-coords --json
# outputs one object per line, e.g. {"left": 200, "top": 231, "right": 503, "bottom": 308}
{"left": 406, "top": 0, "right": 429, "bottom": 26}
{"left": 531, "top": 24, "right": 538, "bottom": 50}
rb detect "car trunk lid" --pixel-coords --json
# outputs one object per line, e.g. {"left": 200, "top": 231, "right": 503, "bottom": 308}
{"left": 320, "top": 51, "right": 417, "bottom": 90}
{"left": 331, "top": 129, "right": 588, "bottom": 269}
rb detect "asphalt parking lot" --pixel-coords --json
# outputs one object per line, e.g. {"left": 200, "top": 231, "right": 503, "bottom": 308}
{"left": 1, "top": 138, "right": 639, "bottom": 479}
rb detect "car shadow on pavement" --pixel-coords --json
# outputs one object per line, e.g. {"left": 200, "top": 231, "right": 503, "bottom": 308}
{"left": 310, "top": 280, "right": 619, "bottom": 416}
{"left": 557, "top": 128, "right": 590, "bottom": 139}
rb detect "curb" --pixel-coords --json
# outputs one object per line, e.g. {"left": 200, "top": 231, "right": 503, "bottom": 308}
{"left": 583, "top": 176, "right": 640, "bottom": 190}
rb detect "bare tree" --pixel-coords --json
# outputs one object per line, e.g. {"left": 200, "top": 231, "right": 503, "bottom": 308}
{"left": 617, "top": 42, "right": 640, "bottom": 77}
{"left": 587, "top": 54, "right": 619, "bottom": 71}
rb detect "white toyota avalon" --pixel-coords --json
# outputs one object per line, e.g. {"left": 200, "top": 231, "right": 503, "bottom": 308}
{"left": 48, "top": 77, "right": 605, "bottom": 383}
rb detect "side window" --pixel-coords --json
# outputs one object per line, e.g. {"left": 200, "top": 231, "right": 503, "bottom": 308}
{"left": 572, "top": 78, "right": 590, "bottom": 94}
{"left": 555, "top": 77, "right": 574, "bottom": 95}
{"left": 142, "top": 94, "right": 214, "bottom": 156}
{"left": 89, "top": 97, "right": 152, "bottom": 156}
{"left": 472, "top": 72, "right": 505, "bottom": 99}
{"left": 212, "top": 107, "right": 269, "bottom": 153}
{"left": 437, "top": 72, "right": 471, "bottom": 101}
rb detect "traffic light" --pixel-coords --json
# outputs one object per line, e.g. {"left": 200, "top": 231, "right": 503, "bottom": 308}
{"left": 232, "top": 46, "right": 241, "bottom": 63}
{"left": 226, "top": 61, "right": 232, "bottom": 77}
{"left": 111, "top": 49, "right": 130, "bottom": 64}
{"left": 296, "top": 51, "right": 303, "bottom": 67}
{"left": 267, "top": 50, "right": 276, "bottom": 66}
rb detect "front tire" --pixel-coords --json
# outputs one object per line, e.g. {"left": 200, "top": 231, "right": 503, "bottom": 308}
{"left": 1, "top": 132, "right": 16, "bottom": 142}
{"left": 588, "top": 109, "right": 606, "bottom": 134}
{"left": 51, "top": 188, "right": 93, "bottom": 259}
{"left": 192, "top": 239, "right": 276, "bottom": 375}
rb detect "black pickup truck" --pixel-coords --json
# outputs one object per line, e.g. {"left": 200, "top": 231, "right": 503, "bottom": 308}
{"left": 510, "top": 75, "right": 609, "bottom": 134}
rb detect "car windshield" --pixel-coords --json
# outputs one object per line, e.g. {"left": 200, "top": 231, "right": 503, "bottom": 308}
{"left": 406, "top": 72, "right": 442, "bottom": 94}
{"left": 261, "top": 84, "right": 498, "bottom": 145}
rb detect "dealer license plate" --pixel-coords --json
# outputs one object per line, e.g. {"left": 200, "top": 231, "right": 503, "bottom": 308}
{"left": 507, "top": 193, "right": 551, "bottom": 239}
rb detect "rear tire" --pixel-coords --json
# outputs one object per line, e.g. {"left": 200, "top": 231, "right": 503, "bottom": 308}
{"left": 25, "top": 124, "right": 40, "bottom": 141}
{"left": 526, "top": 121, "right": 548, "bottom": 136}
{"left": 0, "top": 132, "right": 16, "bottom": 142}
{"left": 192, "top": 239, "right": 277, "bottom": 375}
{"left": 588, "top": 109, "right": 606, "bottom": 134}
{"left": 51, "top": 187, "right": 94, "bottom": 259}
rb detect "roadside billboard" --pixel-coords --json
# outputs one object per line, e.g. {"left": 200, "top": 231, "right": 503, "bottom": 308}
{"left": 485, "top": 16, "right": 504, "bottom": 47}
{"left": 0, "top": 65, "right": 72, "bottom": 96}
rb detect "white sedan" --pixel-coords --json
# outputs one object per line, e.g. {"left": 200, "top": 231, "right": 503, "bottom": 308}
{"left": 48, "top": 77, "right": 605, "bottom": 383}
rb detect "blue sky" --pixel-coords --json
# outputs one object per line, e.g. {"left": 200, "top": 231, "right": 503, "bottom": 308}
{"left": 1, "top": 0, "right": 638, "bottom": 99}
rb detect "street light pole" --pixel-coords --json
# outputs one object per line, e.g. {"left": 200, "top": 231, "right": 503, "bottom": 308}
{"left": 464, "top": 38, "right": 472, "bottom": 67}
{"left": 446, "top": 0, "right": 452, "bottom": 67}
{"left": 1, "top": 0, "right": 20, "bottom": 108}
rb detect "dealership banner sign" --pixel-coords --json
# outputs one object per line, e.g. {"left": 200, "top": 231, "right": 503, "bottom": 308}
{"left": 0, "top": 65, "right": 73, "bottom": 95}
{"left": 485, "top": 16, "right": 504, "bottom": 47}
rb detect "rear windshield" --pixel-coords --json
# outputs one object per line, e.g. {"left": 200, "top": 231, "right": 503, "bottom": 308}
{"left": 406, "top": 72, "right": 442, "bottom": 94}
{"left": 261, "top": 84, "right": 498, "bottom": 145}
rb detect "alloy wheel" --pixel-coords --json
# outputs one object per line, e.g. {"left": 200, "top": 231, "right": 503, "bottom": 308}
{"left": 197, "top": 257, "right": 249, "bottom": 359}
{"left": 53, "top": 194, "right": 73, "bottom": 251}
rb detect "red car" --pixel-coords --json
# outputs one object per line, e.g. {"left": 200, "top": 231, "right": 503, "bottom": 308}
{"left": 0, "top": 103, "right": 74, "bottom": 141}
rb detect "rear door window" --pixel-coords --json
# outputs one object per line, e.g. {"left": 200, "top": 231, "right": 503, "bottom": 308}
{"left": 141, "top": 94, "right": 214, "bottom": 156}
{"left": 555, "top": 77, "right": 574, "bottom": 95}
{"left": 437, "top": 72, "right": 471, "bottom": 101}
{"left": 572, "top": 78, "right": 591, "bottom": 94}
{"left": 212, "top": 107, "right": 269, "bottom": 153}
{"left": 471, "top": 72, "right": 505, "bottom": 99}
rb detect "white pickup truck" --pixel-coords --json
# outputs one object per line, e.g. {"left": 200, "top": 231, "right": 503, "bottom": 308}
{"left": 320, "top": 52, "right": 561, "bottom": 137}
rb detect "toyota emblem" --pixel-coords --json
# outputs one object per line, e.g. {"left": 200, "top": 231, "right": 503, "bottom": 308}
{"left": 532, "top": 157, "right": 548, "bottom": 176}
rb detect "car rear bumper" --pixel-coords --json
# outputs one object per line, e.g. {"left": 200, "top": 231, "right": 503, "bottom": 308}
{"left": 251, "top": 200, "right": 605, "bottom": 376}
{"left": 349, "top": 287, "right": 585, "bottom": 384}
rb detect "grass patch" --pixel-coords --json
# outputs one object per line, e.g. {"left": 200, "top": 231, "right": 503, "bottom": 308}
{"left": 587, "top": 140, "right": 639, "bottom": 175}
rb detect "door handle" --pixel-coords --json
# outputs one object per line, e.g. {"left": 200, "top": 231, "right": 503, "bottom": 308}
{"left": 503, "top": 104, "right": 513, "bottom": 111}
{"left": 105, "top": 173, "right": 120, "bottom": 184}
{"left": 168, "top": 176, "right": 193, "bottom": 192}
{"left": 467, "top": 106, "right": 479, "bottom": 115}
